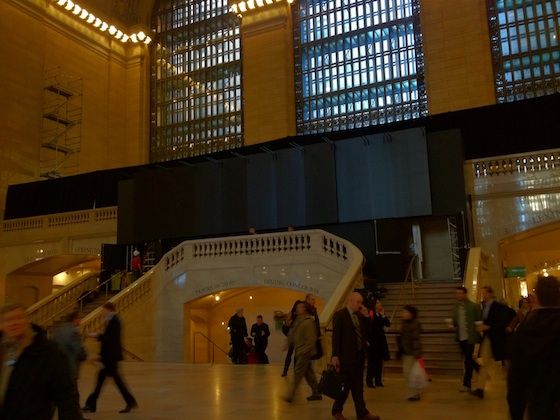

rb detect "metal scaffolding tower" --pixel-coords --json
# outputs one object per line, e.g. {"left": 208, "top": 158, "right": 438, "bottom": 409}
{"left": 40, "top": 67, "right": 82, "bottom": 179}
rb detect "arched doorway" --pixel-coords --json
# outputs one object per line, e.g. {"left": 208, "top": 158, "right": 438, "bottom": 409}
{"left": 185, "top": 287, "right": 324, "bottom": 364}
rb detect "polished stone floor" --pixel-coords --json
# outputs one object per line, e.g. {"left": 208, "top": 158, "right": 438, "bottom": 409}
{"left": 76, "top": 363, "right": 509, "bottom": 420}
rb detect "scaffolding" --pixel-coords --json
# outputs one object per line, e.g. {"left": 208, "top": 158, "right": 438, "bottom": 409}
{"left": 40, "top": 67, "right": 82, "bottom": 179}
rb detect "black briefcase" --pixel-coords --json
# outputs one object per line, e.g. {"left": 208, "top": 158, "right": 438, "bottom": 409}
{"left": 318, "top": 366, "right": 347, "bottom": 400}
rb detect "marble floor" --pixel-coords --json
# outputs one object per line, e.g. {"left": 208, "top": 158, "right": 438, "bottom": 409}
{"left": 76, "top": 363, "right": 510, "bottom": 420}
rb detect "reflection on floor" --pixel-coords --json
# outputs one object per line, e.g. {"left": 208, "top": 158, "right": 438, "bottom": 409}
{"left": 76, "top": 362, "right": 509, "bottom": 420}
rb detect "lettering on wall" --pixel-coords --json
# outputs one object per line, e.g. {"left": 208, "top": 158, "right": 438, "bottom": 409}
{"left": 194, "top": 280, "right": 237, "bottom": 296}
{"left": 263, "top": 278, "right": 319, "bottom": 294}
{"left": 73, "top": 246, "right": 100, "bottom": 254}
{"left": 531, "top": 209, "right": 560, "bottom": 225}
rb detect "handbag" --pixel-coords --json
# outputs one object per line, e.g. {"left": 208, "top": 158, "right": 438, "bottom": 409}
{"left": 318, "top": 366, "right": 347, "bottom": 400}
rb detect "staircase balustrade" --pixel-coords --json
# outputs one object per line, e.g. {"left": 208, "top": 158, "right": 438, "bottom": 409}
{"left": 26, "top": 271, "right": 99, "bottom": 326}
{"left": 80, "top": 230, "right": 364, "bottom": 363}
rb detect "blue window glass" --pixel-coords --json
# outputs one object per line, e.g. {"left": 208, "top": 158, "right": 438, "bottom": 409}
{"left": 294, "top": 0, "right": 426, "bottom": 134}
{"left": 150, "top": 0, "right": 243, "bottom": 162}
{"left": 488, "top": 0, "right": 560, "bottom": 103}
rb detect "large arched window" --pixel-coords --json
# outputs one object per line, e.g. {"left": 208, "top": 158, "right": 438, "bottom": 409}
{"left": 150, "top": 0, "right": 243, "bottom": 162}
{"left": 488, "top": 0, "right": 560, "bottom": 102}
{"left": 294, "top": 0, "right": 426, "bottom": 134}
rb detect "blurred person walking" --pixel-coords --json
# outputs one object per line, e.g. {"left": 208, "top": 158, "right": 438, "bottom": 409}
{"left": 53, "top": 311, "right": 87, "bottom": 381}
{"left": 82, "top": 302, "right": 137, "bottom": 414}
{"left": 0, "top": 303, "right": 83, "bottom": 419}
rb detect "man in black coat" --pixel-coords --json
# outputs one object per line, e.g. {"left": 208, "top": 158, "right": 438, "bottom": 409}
{"left": 365, "top": 299, "right": 391, "bottom": 388}
{"left": 83, "top": 302, "right": 137, "bottom": 413}
{"left": 470, "top": 286, "right": 514, "bottom": 399}
{"left": 508, "top": 275, "right": 560, "bottom": 420}
{"left": 250, "top": 315, "right": 271, "bottom": 364}
{"left": 0, "top": 303, "right": 83, "bottom": 420}
{"left": 228, "top": 307, "right": 248, "bottom": 364}
{"left": 331, "top": 292, "right": 380, "bottom": 420}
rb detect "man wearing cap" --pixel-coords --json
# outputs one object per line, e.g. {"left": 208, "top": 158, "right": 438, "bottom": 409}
{"left": 228, "top": 308, "right": 248, "bottom": 364}
{"left": 131, "top": 250, "right": 143, "bottom": 282}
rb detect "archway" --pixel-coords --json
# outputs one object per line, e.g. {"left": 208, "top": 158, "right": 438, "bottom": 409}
{"left": 184, "top": 287, "right": 324, "bottom": 364}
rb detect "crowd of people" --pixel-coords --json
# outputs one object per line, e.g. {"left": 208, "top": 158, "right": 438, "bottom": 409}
{"left": 0, "top": 276, "right": 558, "bottom": 419}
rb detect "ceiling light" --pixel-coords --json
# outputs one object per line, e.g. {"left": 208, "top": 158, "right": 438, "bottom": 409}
{"left": 130, "top": 34, "right": 138, "bottom": 43}
{"left": 215, "top": 295, "right": 220, "bottom": 301}
{"left": 144, "top": 36, "right": 152, "bottom": 44}
{"left": 72, "top": 4, "right": 81, "bottom": 15}
{"left": 137, "top": 31, "right": 146, "bottom": 41}
{"left": 239, "top": 2, "right": 247, "bottom": 12}
{"left": 79, "top": 9, "right": 88, "bottom": 19}
{"left": 108, "top": 25, "right": 117, "bottom": 35}
{"left": 93, "top": 18, "right": 102, "bottom": 27}
{"left": 100, "top": 22, "right": 108, "bottom": 31}
{"left": 121, "top": 34, "right": 129, "bottom": 43}
{"left": 115, "top": 30, "right": 123, "bottom": 39}
{"left": 56, "top": 0, "right": 67, "bottom": 6}
{"left": 86, "top": 13, "right": 95, "bottom": 23}
{"left": 64, "top": 0, "right": 74, "bottom": 11}
{"left": 248, "top": 0, "right": 255, "bottom": 9}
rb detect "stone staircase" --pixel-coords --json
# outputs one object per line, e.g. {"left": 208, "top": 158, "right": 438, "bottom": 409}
{"left": 47, "top": 293, "right": 111, "bottom": 338}
{"left": 381, "top": 280, "right": 463, "bottom": 376}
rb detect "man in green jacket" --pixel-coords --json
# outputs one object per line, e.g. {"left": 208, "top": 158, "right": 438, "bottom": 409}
{"left": 284, "top": 301, "right": 322, "bottom": 402}
{"left": 452, "top": 286, "right": 482, "bottom": 392}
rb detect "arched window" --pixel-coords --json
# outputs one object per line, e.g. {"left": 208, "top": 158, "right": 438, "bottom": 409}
{"left": 488, "top": 0, "right": 560, "bottom": 102}
{"left": 294, "top": 0, "right": 426, "bottom": 134}
{"left": 150, "top": 0, "right": 243, "bottom": 162}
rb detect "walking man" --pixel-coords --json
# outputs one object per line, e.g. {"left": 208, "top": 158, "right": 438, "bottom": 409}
{"left": 53, "top": 311, "right": 87, "bottom": 381}
{"left": 83, "top": 302, "right": 138, "bottom": 413}
{"left": 331, "top": 292, "right": 380, "bottom": 420}
{"left": 284, "top": 301, "right": 322, "bottom": 402}
{"left": 228, "top": 308, "right": 248, "bottom": 364}
{"left": 470, "top": 286, "right": 512, "bottom": 399}
{"left": 452, "top": 286, "right": 482, "bottom": 392}
{"left": 250, "top": 315, "right": 271, "bottom": 364}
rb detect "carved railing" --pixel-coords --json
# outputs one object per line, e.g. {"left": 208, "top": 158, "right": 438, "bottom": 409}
{"left": 81, "top": 229, "right": 363, "bottom": 364}
{"left": 1, "top": 207, "right": 117, "bottom": 234}
{"left": 471, "top": 149, "right": 560, "bottom": 177}
{"left": 81, "top": 272, "right": 154, "bottom": 336}
{"left": 26, "top": 271, "right": 99, "bottom": 326}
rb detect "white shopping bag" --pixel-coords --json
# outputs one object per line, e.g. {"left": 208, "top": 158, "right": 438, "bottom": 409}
{"left": 408, "top": 359, "right": 429, "bottom": 389}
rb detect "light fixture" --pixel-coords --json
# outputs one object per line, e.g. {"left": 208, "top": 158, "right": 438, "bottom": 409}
{"left": 215, "top": 295, "right": 220, "bottom": 301}
{"left": 248, "top": 0, "right": 255, "bottom": 9}
{"left": 239, "top": 2, "right": 247, "bottom": 12}
{"left": 52, "top": 0, "right": 153, "bottom": 44}
{"left": 249, "top": 295, "right": 253, "bottom": 300}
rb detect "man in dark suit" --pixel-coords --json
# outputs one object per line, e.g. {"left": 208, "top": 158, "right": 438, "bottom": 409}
{"left": 331, "top": 292, "right": 380, "bottom": 420}
{"left": 470, "top": 286, "right": 513, "bottom": 399}
{"left": 83, "top": 302, "right": 138, "bottom": 413}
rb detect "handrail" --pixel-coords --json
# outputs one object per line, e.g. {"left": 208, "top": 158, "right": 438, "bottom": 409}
{"left": 389, "top": 254, "right": 417, "bottom": 326}
{"left": 122, "top": 347, "right": 144, "bottom": 362}
{"left": 193, "top": 331, "right": 229, "bottom": 364}
{"left": 27, "top": 271, "right": 99, "bottom": 326}
{"left": 38, "top": 276, "right": 113, "bottom": 328}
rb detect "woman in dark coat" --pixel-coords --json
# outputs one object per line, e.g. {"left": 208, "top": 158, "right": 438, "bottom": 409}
{"left": 366, "top": 299, "right": 391, "bottom": 387}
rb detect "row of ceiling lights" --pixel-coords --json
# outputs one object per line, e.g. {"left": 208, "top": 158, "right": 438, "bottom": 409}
{"left": 52, "top": 0, "right": 152, "bottom": 44}
{"left": 230, "top": 0, "right": 294, "bottom": 17}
